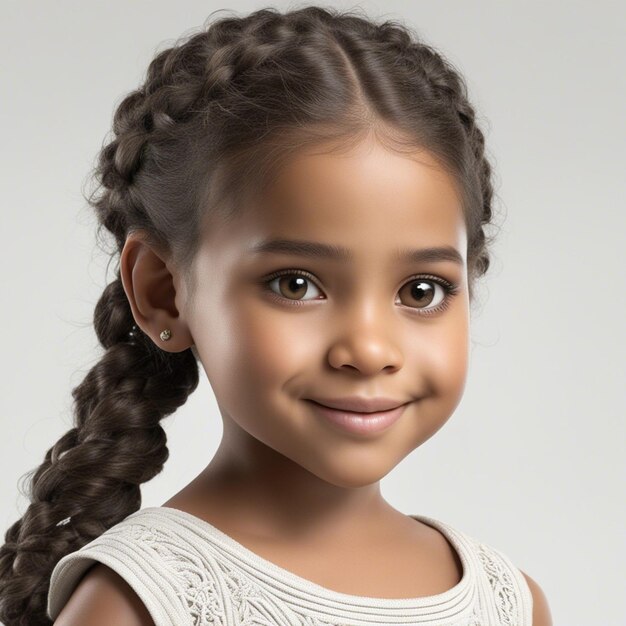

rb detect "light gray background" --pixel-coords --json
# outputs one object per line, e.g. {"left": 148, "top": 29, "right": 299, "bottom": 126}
{"left": 1, "top": 2, "right": 624, "bottom": 625}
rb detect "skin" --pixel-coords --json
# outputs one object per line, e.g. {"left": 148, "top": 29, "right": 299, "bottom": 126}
{"left": 116, "top": 133, "right": 552, "bottom": 623}
{"left": 122, "top": 134, "right": 469, "bottom": 542}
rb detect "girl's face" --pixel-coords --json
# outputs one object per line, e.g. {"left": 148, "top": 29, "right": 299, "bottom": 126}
{"left": 186, "top": 135, "right": 469, "bottom": 489}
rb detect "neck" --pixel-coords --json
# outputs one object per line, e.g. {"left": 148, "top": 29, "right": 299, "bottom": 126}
{"left": 189, "top": 417, "right": 398, "bottom": 543}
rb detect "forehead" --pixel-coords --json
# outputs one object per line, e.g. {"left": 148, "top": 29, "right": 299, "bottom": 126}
{"left": 206, "top": 138, "right": 467, "bottom": 263}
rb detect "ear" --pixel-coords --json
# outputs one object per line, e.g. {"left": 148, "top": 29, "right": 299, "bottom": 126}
{"left": 120, "top": 230, "right": 194, "bottom": 353}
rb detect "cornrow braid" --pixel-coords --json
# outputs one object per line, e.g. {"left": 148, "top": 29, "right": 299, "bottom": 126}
{"left": 0, "top": 6, "right": 498, "bottom": 624}
{"left": 403, "top": 42, "right": 496, "bottom": 280}
{"left": 412, "top": 41, "right": 496, "bottom": 282}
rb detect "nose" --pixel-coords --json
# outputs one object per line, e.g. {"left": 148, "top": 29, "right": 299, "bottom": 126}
{"left": 326, "top": 303, "right": 404, "bottom": 375}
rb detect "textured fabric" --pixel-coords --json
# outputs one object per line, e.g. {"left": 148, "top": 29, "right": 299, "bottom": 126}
{"left": 47, "top": 506, "right": 533, "bottom": 625}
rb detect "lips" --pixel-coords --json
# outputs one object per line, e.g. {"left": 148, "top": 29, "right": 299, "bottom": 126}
{"left": 306, "top": 399, "right": 410, "bottom": 436}
{"left": 306, "top": 396, "right": 409, "bottom": 413}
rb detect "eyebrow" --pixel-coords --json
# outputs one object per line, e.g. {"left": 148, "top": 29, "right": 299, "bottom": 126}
{"left": 250, "top": 238, "right": 464, "bottom": 265}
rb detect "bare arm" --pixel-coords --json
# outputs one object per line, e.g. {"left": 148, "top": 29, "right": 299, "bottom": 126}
{"left": 53, "top": 563, "right": 155, "bottom": 626}
{"left": 520, "top": 569, "right": 553, "bottom": 626}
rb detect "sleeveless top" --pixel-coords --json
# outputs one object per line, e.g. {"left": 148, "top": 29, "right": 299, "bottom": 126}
{"left": 47, "top": 506, "right": 533, "bottom": 625}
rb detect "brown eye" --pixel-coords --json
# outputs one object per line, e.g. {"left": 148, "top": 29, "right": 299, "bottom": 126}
{"left": 397, "top": 278, "right": 447, "bottom": 311}
{"left": 268, "top": 272, "right": 322, "bottom": 301}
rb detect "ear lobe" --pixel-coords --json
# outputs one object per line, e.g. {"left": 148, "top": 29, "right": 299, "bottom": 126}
{"left": 120, "top": 232, "right": 194, "bottom": 353}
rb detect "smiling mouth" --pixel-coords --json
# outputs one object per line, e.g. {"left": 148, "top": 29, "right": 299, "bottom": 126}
{"left": 305, "top": 396, "right": 411, "bottom": 413}
{"left": 304, "top": 399, "right": 411, "bottom": 436}
{"left": 306, "top": 399, "right": 408, "bottom": 415}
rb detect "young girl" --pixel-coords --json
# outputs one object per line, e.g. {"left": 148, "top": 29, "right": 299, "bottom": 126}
{"left": 0, "top": 6, "right": 552, "bottom": 626}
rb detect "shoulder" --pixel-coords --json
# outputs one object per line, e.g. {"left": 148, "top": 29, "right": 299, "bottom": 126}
{"left": 520, "top": 569, "right": 553, "bottom": 626}
{"left": 52, "top": 563, "right": 155, "bottom": 626}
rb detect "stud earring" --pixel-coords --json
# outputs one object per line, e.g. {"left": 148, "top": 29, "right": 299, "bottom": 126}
{"left": 160, "top": 329, "right": 172, "bottom": 341}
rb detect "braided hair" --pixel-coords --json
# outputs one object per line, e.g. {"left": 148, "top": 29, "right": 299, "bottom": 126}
{"left": 0, "top": 6, "right": 499, "bottom": 624}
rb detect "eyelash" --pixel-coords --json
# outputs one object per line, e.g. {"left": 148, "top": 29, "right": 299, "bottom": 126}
{"left": 261, "top": 269, "right": 460, "bottom": 317}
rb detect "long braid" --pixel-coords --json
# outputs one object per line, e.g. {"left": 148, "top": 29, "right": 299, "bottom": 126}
{"left": 0, "top": 38, "right": 203, "bottom": 626}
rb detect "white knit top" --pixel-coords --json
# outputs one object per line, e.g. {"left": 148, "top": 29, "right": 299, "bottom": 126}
{"left": 47, "top": 506, "right": 532, "bottom": 625}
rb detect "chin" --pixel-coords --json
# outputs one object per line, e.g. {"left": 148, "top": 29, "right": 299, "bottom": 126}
{"left": 296, "top": 451, "right": 398, "bottom": 489}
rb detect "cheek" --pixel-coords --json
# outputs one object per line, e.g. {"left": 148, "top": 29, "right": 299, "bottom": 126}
{"left": 384, "top": 312, "right": 469, "bottom": 460}
{"left": 403, "top": 309, "right": 469, "bottom": 403}
{"left": 222, "top": 305, "right": 319, "bottom": 391}
{"left": 433, "top": 317, "right": 469, "bottom": 396}
{"left": 202, "top": 304, "right": 322, "bottom": 448}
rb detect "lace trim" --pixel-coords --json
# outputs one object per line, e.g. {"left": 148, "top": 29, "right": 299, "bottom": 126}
{"left": 126, "top": 523, "right": 228, "bottom": 624}
{"left": 476, "top": 542, "right": 518, "bottom": 625}
{"left": 119, "top": 522, "right": 520, "bottom": 626}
